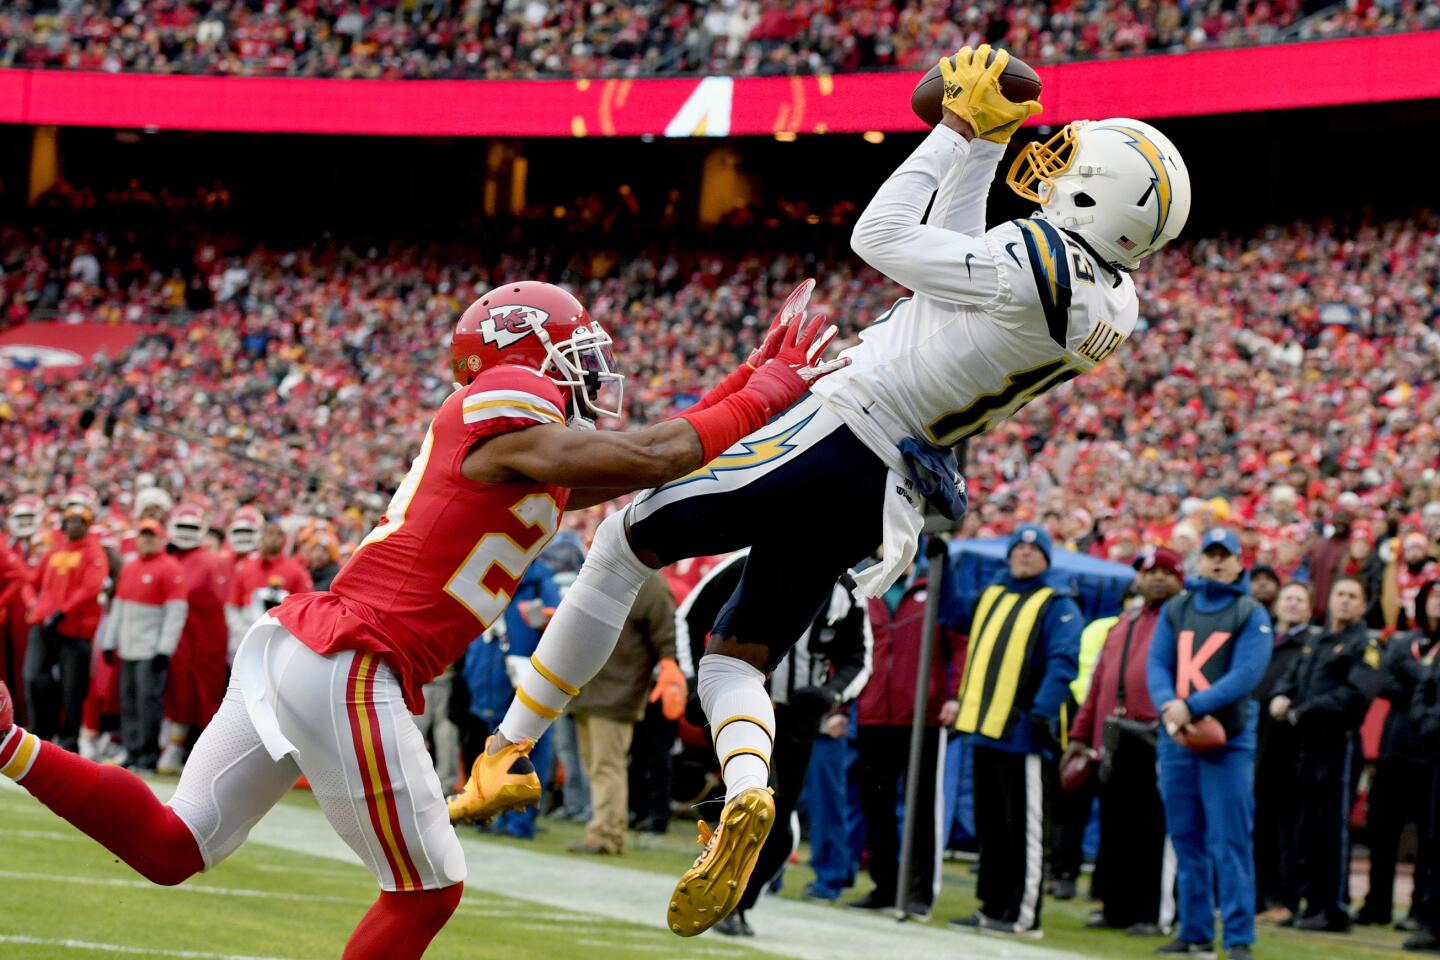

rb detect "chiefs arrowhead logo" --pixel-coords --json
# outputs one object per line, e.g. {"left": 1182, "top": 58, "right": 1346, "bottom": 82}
{"left": 480, "top": 305, "right": 550, "bottom": 349}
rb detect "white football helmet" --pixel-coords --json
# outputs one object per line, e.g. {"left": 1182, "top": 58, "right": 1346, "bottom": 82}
{"left": 1008, "top": 117, "right": 1191, "bottom": 272}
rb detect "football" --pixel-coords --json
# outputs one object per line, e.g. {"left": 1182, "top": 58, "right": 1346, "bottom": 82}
{"left": 910, "top": 50, "right": 1042, "bottom": 127}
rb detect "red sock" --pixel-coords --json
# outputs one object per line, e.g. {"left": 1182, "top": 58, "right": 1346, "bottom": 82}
{"left": 343, "top": 885, "right": 464, "bottom": 960}
{"left": 2, "top": 729, "right": 203, "bottom": 886}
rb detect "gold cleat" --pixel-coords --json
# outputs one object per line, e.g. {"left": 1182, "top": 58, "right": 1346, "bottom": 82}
{"left": 667, "top": 787, "right": 775, "bottom": 937}
{"left": 447, "top": 735, "right": 541, "bottom": 824}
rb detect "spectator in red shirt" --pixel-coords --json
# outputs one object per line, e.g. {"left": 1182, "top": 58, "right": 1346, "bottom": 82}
{"left": 98, "top": 519, "right": 187, "bottom": 772}
{"left": 1067, "top": 547, "right": 1185, "bottom": 934}
{"left": 23, "top": 499, "right": 110, "bottom": 751}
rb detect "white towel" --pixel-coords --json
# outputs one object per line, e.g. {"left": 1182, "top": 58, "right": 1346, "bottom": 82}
{"left": 233, "top": 615, "right": 300, "bottom": 762}
{"left": 851, "top": 469, "right": 925, "bottom": 598}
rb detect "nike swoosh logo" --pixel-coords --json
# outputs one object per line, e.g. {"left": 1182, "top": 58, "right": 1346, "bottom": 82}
{"left": 1004, "top": 242, "right": 1022, "bottom": 267}
{"left": 964, "top": 253, "right": 976, "bottom": 279}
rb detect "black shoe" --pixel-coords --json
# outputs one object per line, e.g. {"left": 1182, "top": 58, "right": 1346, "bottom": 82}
{"left": 1156, "top": 939, "right": 1216, "bottom": 958}
{"left": 1353, "top": 908, "right": 1391, "bottom": 926}
{"left": 631, "top": 816, "right": 668, "bottom": 835}
{"left": 904, "top": 900, "right": 932, "bottom": 922}
{"left": 975, "top": 915, "right": 1042, "bottom": 940}
{"left": 847, "top": 891, "right": 894, "bottom": 912}
{"left": 1226, "top": 945, "right": 1253, "bottom": 960}
{"left": 1128, "top": 923, "right": 1168, "bottom": 937}
{"left": 1052, "top": 878, "right": 1077, "bottom": 900}
{"left": 1404, "top": 929, "right": 1440, "bottom": 952}
{"left": 949, "top": 911, "right": 986, "bottom": 930}
{"left": 1293, "top": 912, "right": 1351, "bottom": 933}
{"left": 714, "top": 912, "right": 754, "bottom": 937}
{"left": 1400, "top": 918, "right": 1424, "bottom": 933}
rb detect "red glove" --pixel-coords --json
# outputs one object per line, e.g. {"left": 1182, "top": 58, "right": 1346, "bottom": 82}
{"left": 680, "top": 309, "right": 848, "bottom": 463}
{"left": 745, "top": 277, "right": 815, "bottom": 370}
{"left": 683, "top": 279, "right": 817, "bottom": 415}
{"left": 649, "top": 657, "right": 687, "bottom": 722}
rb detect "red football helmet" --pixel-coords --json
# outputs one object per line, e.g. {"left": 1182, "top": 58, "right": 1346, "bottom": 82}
{"left": 228, "top": 505, "right": 264, "bottom": 554}
{"left": 169, "top": 502, "right": 208, "bottom": 551}
{"left": 451, "top": 280, "right": 624, "bottom": 423}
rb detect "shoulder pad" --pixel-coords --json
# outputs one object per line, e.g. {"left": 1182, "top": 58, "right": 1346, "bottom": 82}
{"left": 462, "top": 366, "right": 567, "bottom": 429}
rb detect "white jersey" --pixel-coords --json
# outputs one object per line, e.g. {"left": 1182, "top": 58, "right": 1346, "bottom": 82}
{"left": 812, "top": 125, "right": 1139, "bottom": 473}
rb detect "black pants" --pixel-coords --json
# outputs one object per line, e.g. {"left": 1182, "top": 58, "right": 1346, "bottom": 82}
{"left": 1416, "top": 769, "right": 1440, "bottom": 934}
{"left": 119, "top": 656, "right": 168, "bottom": 768}
{"left": 1296, "top": 738, "right": 1356, "bottom": 923}
{"left": 22, "top": 625, "right": 91, "bottom": 750}
{"left": 457, "top": 715, "right": 492, "bottom": 774}
{"left": 974, "top": 745, "right": 1048, "bottom": 931}
{"left": 857, "top": 725, "right": 942, "bottom": 909}
{"left": 1097, "top": 736, "right": 1167, "bottom": 927}
{"left": 737, "top": 702, "right": 819, "bottom": 913}
{"left": 1254, "top": 742, "right": 1303, "bottom": 912}
{"left": 1052, "top": 775, "right": 1095, "bottom": 889}
{"left": 1362, "top": 755, "right": 1434, "bottom": 920}
{"left": 628, "top": 699, "right": 676, "bottom": 829}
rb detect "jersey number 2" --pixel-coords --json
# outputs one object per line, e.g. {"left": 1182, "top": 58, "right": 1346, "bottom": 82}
{"left": 444, "top": 494, "right": 560, "bottom": 627}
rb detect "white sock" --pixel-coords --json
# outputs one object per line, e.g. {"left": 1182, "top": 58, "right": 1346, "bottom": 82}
{"left": 498, "top": 512, "right": 655, "bottom": 744}
{"left": 698, "top": 654, "right": 774, "bottom": 804}
{"left": 0, "top": 726, "right": 41, "bottom": 782}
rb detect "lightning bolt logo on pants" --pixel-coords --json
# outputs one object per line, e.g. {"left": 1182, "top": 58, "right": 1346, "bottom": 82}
{"left": 662, "top": 412, "right": 816, "bottom": 488}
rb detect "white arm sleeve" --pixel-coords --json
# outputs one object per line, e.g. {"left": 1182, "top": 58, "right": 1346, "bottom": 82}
{"left": 850, "top": 124, "right": 1001, "bottom": 306}
{"left": 929, "top": 138, "right": 1006, "bottom": 237}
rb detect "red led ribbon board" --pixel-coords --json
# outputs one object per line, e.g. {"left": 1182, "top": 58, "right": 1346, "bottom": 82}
{"left": 0, "top": 31, "right": 1436, "bottom": 137}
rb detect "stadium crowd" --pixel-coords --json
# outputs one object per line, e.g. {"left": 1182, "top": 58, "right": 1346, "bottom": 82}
{"left": 0, "top": 0, "right": 1436, "bottom": 79}
{"left": 5, "top": 184, "right": 1440, "bottom": 947}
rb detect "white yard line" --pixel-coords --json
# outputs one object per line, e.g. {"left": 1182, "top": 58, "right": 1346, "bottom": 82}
{"left": 0, "top": 934, "right": 296, "bottom": 960}
{"left": 4, "top": 774, "right": 1083, "bottom": 960}
{"left": 239, "top": 794, "right": 1082, "bottom": 960}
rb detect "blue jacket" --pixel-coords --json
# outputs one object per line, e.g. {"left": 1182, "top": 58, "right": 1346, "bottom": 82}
{"left": 501, "top": 559, "right": 560, "bottom": 658}
{"left": 1147, "top": 574, "right": 1273, "bottom": 750}
{"left": 960, "top": 571, "right": 1083, "bottom": 755}
{"left": 462, "top": 631, "right": 514, "bottom": 721}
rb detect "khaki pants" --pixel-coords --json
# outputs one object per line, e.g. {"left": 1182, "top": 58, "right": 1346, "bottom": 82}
{"left": 576, "top": 714, "right": 634, "bottom": 853}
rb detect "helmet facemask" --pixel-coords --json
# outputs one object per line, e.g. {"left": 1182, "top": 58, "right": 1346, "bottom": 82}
{"left": 1007, "top": 123, "right": 1082, "bottom": 207}
{"left": 229, "top": 525, "right": 261, "bottom": 554}
{"left": 535, "top": 320, "right": 625, "bottom": 425}
{"left": 7, "top": 510, "right": 38, "bottom": 539}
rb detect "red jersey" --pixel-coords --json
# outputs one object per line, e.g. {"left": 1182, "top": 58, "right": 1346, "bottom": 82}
{"left": 231, "top": 553, "right": 314, "bottom": 617}
{"left": 275, "top": 366, "right": 571, "bottom": 710}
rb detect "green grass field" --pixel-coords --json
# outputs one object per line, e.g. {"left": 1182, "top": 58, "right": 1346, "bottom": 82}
{"left": 0, "top": 780, "right": 1416, "bottom": 960}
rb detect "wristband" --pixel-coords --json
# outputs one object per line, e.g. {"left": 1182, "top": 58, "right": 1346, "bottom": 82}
{"left": 678, "top": 389, "right": 770, "bottom": 463}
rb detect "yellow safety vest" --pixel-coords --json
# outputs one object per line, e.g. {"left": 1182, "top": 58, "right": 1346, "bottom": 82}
{"left": 955, "top": 583, "right": 1057, "bottom": 741}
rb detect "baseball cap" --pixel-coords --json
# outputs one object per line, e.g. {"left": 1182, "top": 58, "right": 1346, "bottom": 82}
{"left": 1201, "top": 527, "right": 1241, "bottom": 556}
{"left": 1134, "top": 546, "right": 1184, "bottom": 578}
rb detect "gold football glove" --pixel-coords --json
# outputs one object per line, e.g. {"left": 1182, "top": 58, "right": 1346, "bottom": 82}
{"left": 939, "top": 44, "right": 1042, "bottom": 144}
